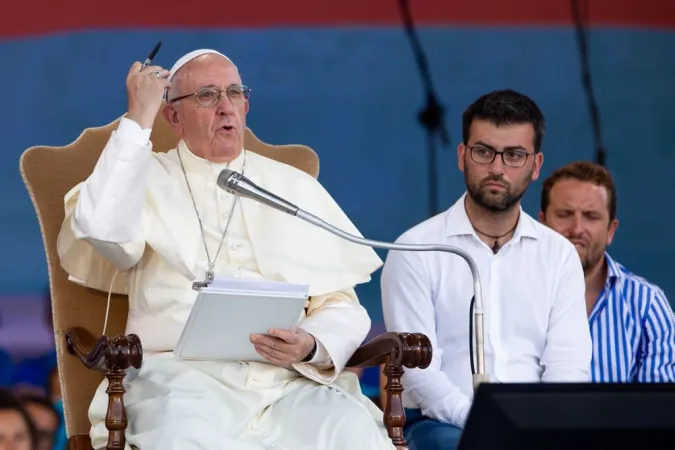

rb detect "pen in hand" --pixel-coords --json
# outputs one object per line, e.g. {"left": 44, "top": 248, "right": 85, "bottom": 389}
{"left": 127, "top": 40, "right": 168, "bottom": 129}
{"left": 142, "top": 41, "right": 163, "bottom": 68}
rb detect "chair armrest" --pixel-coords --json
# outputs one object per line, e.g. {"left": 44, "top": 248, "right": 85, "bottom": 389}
{"left": 346, "top": 331, "right": 431, "bottom": 369}
{"left": 347, "top": 332, "right": 432, "bottom": 449}
{"left": 65, "top": 327, "right": 143, "bottom": 450}
{"left": 66, "top": 327, "right": 142, "bottom": 371}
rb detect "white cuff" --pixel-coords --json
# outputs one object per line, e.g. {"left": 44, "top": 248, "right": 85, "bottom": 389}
{"left": 118, "top": 117, "right": 152, "bottom": 146}
{"left": 308, "top": 336, "right": 333, "bottom": 368}
{"left": 454, "top": 397, "right": 472, "bottom": 427}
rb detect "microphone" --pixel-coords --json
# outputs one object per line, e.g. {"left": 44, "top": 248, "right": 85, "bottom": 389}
{"left": 216, "top": 169, "right": 489, "bottom": 389}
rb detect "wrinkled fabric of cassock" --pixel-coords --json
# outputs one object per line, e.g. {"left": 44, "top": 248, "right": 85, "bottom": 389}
{"left": 57, "top": 114, "right": 394, "bottom": 449}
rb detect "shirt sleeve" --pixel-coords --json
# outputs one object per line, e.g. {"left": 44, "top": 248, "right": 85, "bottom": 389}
{"left": 637, "top": 288, "right": 675, "bottom": 382}
{"left": 381, "top": 235, "right": 473, "bottom": 428}
{"left": 540, "top": 246, "right": 593, "bottom": 382}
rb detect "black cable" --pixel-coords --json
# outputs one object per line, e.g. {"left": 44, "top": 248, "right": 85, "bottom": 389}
{"left": 469, "top": 295, "right": 476, "bottom": 375}
{"left": 571, "top": 0, "right": 606, "bottom": 166}
{"left": 397, "top": 0, "right": 451, "bottom": 216}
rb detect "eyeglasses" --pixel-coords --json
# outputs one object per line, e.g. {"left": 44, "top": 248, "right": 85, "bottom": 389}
{"left": 468, "top": 145, "right": 535, "bottom": 168}
{"left": 169, "top": 85, "right": 251, "bottom": 107}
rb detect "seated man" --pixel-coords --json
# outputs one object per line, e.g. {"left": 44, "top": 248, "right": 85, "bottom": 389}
{"left": 380, "top": 89, "right": 592, "bottom": 450}
{"left": 57, "top": 49, "right": 392, "bottom": 450}
{"left": 539, "top": 161, "right": 675, "bottom": 382}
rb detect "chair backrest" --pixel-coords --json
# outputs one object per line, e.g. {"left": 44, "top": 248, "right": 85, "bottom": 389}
{"left": 19, "top": 112, "right": 320, "bottom": 438}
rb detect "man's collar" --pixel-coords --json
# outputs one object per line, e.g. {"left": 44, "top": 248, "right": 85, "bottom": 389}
{"left": 604, "top": 251, "right": 623, "bottom": 281}
{"left": 177, "top": 140, "right": 246, "bottom": 176}
{"left": 445, "top": 192, "right": 538, "bottom": 241}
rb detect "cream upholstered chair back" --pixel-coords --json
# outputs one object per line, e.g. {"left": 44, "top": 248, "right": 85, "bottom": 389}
{"left": 19, "top": 112, "right": 320, "bottom": 438}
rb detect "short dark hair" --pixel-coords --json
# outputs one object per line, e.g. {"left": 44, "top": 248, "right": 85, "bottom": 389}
{"left": 0, "top": 388, "right": 37, "bottom": 449}
{"left": 16, "top": 392, "right": 59, "bottom": 424}
{"left": 540, "top": 161, "right": 617, "bottom": 222}
{"left": 462, "top": 89, "right": 546, "bottom": 152}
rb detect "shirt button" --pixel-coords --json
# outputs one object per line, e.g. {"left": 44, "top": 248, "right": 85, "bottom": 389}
{"left": 231, "top": 244, "right": 242, "bottom": 251}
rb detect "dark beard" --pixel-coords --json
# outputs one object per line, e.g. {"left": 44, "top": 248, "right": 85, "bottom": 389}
{"left": 578, "top": 244, "right": 606, "bottom": 273}
{"left": 466, "top": 176, "right": 528, "bottom": 213}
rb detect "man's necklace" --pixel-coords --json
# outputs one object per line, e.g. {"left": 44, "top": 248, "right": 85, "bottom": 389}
{"left": 176, "top": 148, "right": 247, "bottom": 290}
{"left": 472, "top": 221, "right": 518, "bottom": 254}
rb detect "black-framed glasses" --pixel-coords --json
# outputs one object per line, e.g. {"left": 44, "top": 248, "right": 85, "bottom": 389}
{"left": 169, "top": 85, "right": 251, "bottom": 107}
{"left": 468, "top": 145, "right": 535, "bottom": 168}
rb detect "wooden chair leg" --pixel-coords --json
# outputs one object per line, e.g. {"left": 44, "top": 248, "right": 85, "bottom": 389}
{"left": 105, "top": 367, "right": 127, "bottom": 450}
{"left": 383, "top": 354, "right": 407, "bottom": 449}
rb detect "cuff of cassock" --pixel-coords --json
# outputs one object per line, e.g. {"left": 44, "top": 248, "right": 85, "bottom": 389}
{"left": 118, "top": 117, "right": 152, "bottom": 146}
{"left": 291, "top": 361, "right": 338, "bottom": 385}
{"left": 291, "top": 336, "right": 336, "bottom": 385}
{"left": 307, "top": 336, "right": 333, "bottom": 367}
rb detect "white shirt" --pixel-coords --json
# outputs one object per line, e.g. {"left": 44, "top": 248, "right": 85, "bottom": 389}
{"left": 380, "top": 193, "right": 592, "bottom": 427}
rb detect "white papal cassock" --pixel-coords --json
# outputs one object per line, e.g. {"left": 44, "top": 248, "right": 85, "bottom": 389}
{"left": 57, "top": 117, "right": 394, "bottom": 450}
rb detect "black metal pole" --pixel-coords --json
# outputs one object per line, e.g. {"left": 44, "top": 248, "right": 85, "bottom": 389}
{"left": 398, "top": 0, "right": 451, "bottom": 216}
{"left": 571, "top": 0, "right": 606, "bottom": 166}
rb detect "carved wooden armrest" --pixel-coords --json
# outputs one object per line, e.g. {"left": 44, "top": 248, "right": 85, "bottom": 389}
{"left": 347, "top": 332, "right": 432, "bottom": 449}
{"left": 65, "top": 327, "right": 143, "bottom": 450}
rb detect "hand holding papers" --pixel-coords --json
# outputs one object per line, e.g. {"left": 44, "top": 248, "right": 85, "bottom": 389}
{"left": 250, "top": 328, "right": 317, "bottom": 366}
{"left": 174, "top": 277, "right": 310, "bottom": 362}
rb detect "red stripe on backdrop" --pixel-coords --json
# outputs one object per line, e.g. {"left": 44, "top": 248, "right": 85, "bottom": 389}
{"left": 2, "top": 0, "right": 674, "bottom": 38}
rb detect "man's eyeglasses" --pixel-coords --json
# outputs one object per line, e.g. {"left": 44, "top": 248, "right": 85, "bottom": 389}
{"left": 468, "top": 145, "right": 535, "bottom": 168}
{"left": 168, "top": 85, "right": 251, "bottom": 107}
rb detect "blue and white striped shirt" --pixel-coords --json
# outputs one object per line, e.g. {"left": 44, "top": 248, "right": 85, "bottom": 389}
{"left": 590, "top": 252, "right": 675, "bottom": 382}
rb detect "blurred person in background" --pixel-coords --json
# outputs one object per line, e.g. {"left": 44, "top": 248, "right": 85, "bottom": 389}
{"left": 15, "top": 393, "right": 59, "bottom": 450}
{"left": 540, "top": 161, "right": 675, "bottom": 382}
{"left": 0, "top": 388, "right": 36, "bottom": 450}
{"left": 9, "top": 286, "right": 65, "bottom": 449}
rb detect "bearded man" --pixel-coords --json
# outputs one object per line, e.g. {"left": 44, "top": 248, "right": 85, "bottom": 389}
{"left": 56, "top": 49, "right": 394, "bottom": 450}
{"left": 380, "top": 89, "right": 592, "bottom": 450}
{"left": 539, "top": 161, "right": 675, "bottom": 383}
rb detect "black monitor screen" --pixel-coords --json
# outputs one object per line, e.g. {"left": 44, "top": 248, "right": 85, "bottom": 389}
{"left": 458, "top": 382, "right": 675, "bottom": 450}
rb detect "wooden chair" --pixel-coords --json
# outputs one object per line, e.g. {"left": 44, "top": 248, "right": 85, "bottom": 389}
{"left": 19, "top": 112, "right": 432, "bottom": 450}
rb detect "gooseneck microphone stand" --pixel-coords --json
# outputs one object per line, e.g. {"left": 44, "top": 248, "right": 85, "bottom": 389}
{"left": 217, "top": 169, "right": 489, "bottom": 390}
{"left": 297, "top": 208, "right": 488, "bottom": 388}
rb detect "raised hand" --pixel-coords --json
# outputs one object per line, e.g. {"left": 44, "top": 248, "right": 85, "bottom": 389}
{"left": 126, "top": 61, "right": 171, "bottom": 129}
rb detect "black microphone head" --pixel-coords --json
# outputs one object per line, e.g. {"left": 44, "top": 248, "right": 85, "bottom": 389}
{"left": 216, "top": 168, "right": 241, "bottom": 193}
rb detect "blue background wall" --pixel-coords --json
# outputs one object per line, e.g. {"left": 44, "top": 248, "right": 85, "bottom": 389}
{"left": 1, "top": 2, "right": 674, "bottom": 330}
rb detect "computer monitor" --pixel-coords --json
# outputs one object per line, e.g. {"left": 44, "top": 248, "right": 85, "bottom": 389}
{"left": 458, "top": 382, "right": 675, "bottom": 450}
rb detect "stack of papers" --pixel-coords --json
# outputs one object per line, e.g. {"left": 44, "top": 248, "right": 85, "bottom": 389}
{"left": 174, "top": 277, "right": 310, "bottom": 362}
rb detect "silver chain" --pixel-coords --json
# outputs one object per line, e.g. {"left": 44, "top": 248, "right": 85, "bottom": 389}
{"left": 176, "top": 147, "right": 247, "bottom": 288}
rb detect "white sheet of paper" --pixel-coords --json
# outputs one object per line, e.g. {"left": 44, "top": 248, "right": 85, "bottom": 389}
{"left": 173, "top": 277, "right": 309, "bottom": 362}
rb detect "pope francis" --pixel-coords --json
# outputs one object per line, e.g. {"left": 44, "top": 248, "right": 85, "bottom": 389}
{"left": 56, "top": 49, "right": 394, "bottom": 449}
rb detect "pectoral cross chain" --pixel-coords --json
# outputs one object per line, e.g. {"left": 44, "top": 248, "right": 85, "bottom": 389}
{"left": 192, "top": 270, "right": 215, "bottom": 291}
